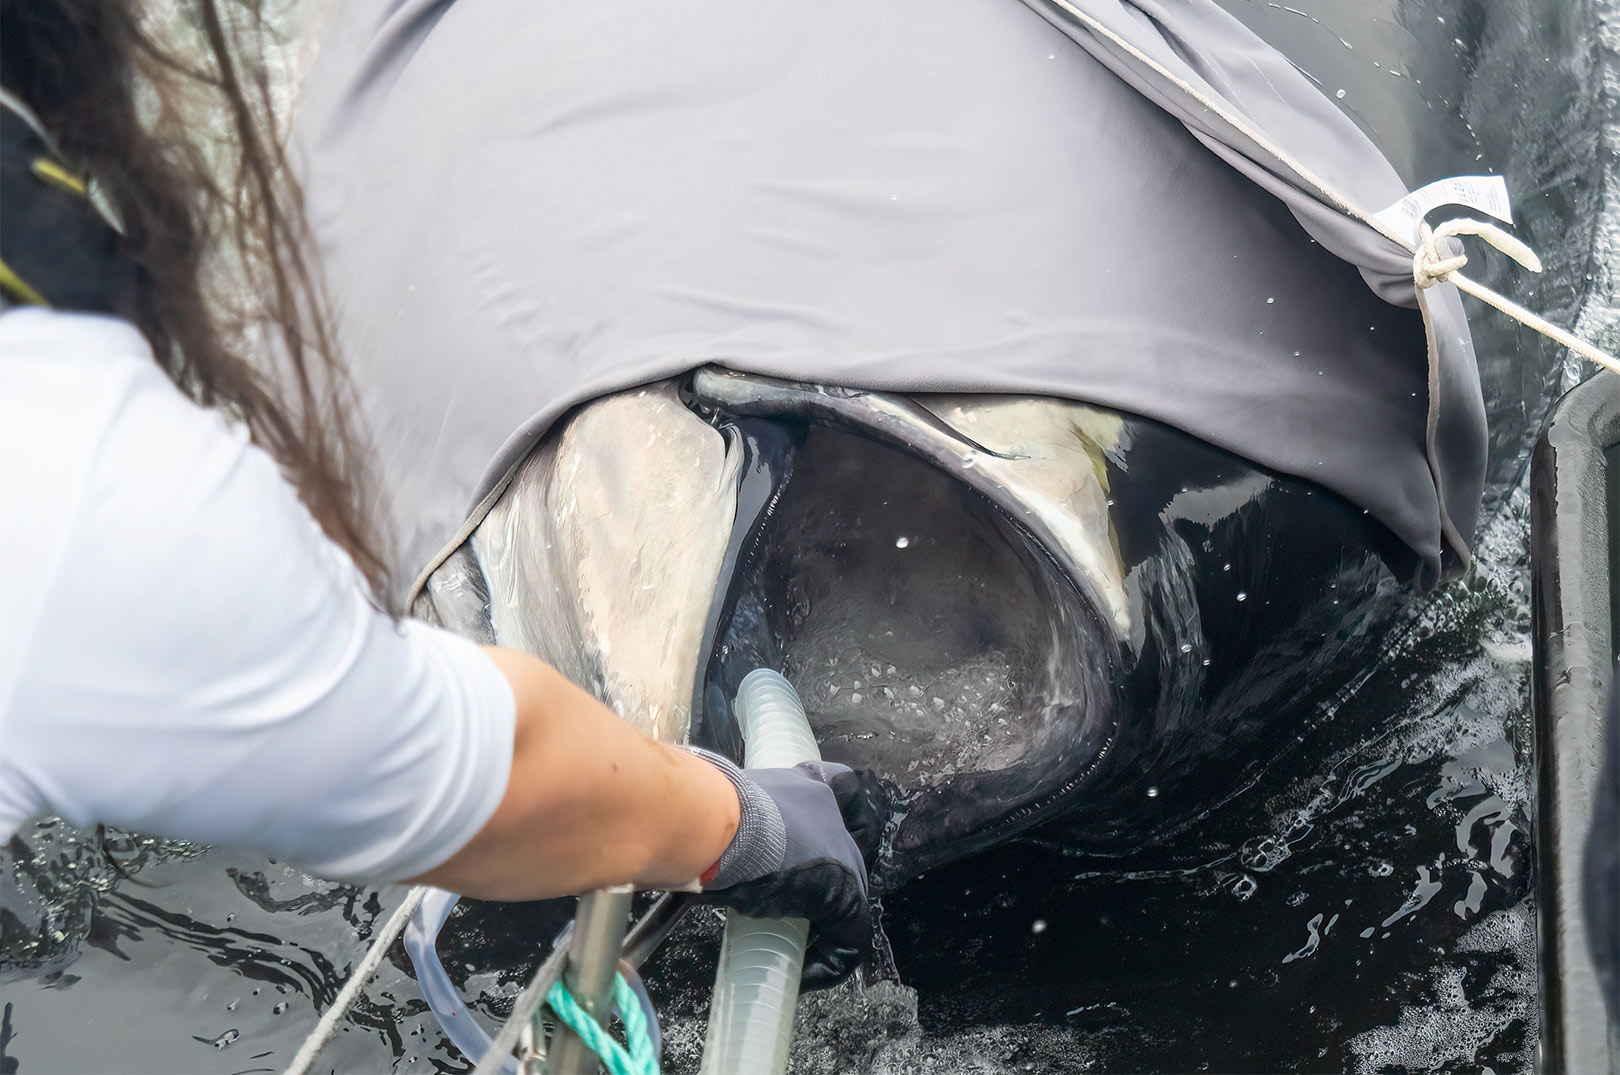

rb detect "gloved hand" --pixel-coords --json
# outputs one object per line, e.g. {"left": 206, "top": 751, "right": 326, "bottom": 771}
{"left": 690, "top": 749, "right": 885, "bottom": 989}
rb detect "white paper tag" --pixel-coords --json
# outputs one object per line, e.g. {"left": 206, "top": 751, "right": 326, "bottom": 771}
{"left": 1372, "top": 175, "right": 1514, "bottom": 246}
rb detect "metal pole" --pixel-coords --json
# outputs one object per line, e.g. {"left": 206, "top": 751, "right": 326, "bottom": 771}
{"left": 621, "top": 892, "right": 693, "bottom": 970}
{"left": 546, "top": 884, "right": 635, "bottom": 1075}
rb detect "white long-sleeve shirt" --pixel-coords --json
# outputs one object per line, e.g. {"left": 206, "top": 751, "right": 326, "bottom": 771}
{"left": 0, "top": 308, "right": 515, "bottom": 881}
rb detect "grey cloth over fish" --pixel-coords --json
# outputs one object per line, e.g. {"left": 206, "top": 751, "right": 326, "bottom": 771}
{"left": 295, "top": 0, "right": 1485, "bottom": 607}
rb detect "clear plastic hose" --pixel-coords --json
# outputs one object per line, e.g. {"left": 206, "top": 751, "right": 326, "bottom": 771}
{"left": 407, "top": 899, "right": 661, "bottom": 1071}
{"left": 732, "top": 669, "right": 822, "bottom": 769}
{"left": 404, "top": 889, "right": 518, "bottom": 1075}
{"left": 699, "top": 669, "right": 820, "bottom": 1075}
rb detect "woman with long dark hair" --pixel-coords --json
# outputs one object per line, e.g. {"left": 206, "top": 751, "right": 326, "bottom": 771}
{"left": 0, "top": 0, "right": 872, "bottom": 987}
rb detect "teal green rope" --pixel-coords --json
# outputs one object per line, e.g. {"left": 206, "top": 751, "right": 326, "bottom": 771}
{"left": 544, "top": 973, "right": 659, "bottom": 1075}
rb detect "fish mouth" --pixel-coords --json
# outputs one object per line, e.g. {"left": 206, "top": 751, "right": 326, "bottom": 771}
{"left": 423, "top": 368, "right": 1130, "bottom": 893}
{"left": 684, "top": 370, "right": 1127, "bottom": 891}
{"left": 426, "top": 366, "right": 1413, "bottom": 895}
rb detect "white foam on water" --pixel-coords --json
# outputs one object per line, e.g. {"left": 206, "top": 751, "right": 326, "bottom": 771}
{"left": 1220, "top": 482, "right": 1534, "bottom": 887}
{"left": 1347, "top": 906, "right": 1538, "bottom": 1074}
{"left": 1573, "top": 0, "right": 1620, "bottom": 378}
{"left": 790, "top": 980, "right": 1103, "bottom": 1075}
{"left": 0, "top": 818, "right": 204, "bottom": 975}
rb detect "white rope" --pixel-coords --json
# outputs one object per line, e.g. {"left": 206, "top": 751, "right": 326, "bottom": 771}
{"left": 1413, "top": 219, "right": 1620, "bottom": 377}
{"left": 472, "top": 939, "right": 572, "bottom": 1075}
{"left": 282, "top": 886, "right": 427, "bottom": 1075}
{"left": 1033, "top": 0, "right": 1620, "bottom": 380}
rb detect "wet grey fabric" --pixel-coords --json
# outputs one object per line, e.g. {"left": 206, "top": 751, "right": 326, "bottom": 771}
{"left": 295, "top": 0, "right": 1485, "bottom": 606}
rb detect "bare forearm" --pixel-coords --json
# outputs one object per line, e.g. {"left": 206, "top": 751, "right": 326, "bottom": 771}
{"left": 410, "top": 647, "right": 739, "bottom": 900}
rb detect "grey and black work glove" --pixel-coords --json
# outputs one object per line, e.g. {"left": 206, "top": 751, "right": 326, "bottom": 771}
{"left": 691, "top": 750, "right": 885, "bottom": 990}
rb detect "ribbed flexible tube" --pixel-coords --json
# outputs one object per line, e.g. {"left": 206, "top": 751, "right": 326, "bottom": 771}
{"left": 732, "top": 669, "right": 822, "bottom": 769}
{"left": 699, "top": 669, "right": 820, "bottom": 1075}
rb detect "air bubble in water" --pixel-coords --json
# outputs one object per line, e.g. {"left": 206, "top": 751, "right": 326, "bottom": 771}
{"left": 1240, "top": 835, "right": 1292, "bottom": 873}
{"left": 199, "top": 1029, "right": 240, "bottom": 1050}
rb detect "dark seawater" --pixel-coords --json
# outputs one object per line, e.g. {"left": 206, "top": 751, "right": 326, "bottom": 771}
{"left": 2, "top": 0, "right": 1614, "bottom": 1071}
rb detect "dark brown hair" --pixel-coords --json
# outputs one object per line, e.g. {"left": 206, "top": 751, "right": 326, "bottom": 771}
{"left": 1, "top": 0, "right": 392, "bottom": 603}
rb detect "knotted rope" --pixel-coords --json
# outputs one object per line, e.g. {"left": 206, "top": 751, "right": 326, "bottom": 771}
{"left": 1413, "top": 218, "right": 1620, "bottom": 377}
{"left": 1040, "top": 0, "right": 1620, "bottom": 380}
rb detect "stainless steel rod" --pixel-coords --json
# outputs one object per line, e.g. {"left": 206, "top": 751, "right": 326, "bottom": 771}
{"left": 621, "top": 892, "right": 694, "bottom": 971}
{"left": 547, "top": 885, "right": 635, "bottom": 1074}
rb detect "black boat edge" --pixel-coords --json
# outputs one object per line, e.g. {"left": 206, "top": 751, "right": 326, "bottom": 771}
{"left": 1530, "top": 368, "right": 1620, "bottom": 1074}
